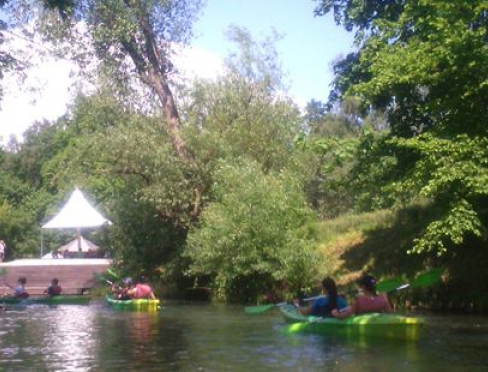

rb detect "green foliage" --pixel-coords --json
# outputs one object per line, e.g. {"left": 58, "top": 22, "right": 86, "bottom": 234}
{"left": 314, "top": 0, "right": 406, "bottom": 32}
{"left": 184, "top": 159, "right": 320, "bottom": 302}
{"left": 391, "top": 133, "right": 488, "bottom": 254}
{"left": 412, "top": 198, "right": 483, "bottom": 256}
{"left": 183, "top": 26, "right": 302, "bottom": 175}
{"left": 0, "top": 26, "right": 305, "bottom": 294}
{"left": 42, "top": 0, "right": 75, "bottom": 19}
{"left": 297, "top": 98, "right": 388, "bottom": 218}
{"left": 224, "top": 26, "right": 285, "bottom": 93}
{"left": 315, "top": 209, "right": 394, "bottom": 244}
{"left": 0, "top": 173, "right": 53, "bottom": 258}
{"left": 35, "top": 94, "right": 195, "bottom": 265}
{"left": 316, "top": 1, "right": 488, "bottom": 255}
{"left": 350, "top": 132, "right": 488, "bottom": 254}
{"left": 296, "top": 133, "right": 358, "bottom": 218}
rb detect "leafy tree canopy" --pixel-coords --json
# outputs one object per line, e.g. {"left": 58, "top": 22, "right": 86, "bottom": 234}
{"left": 315, "top": 0, "right": 488, "bottom": 254}
{"left": 184, "top": 158, "right": 321, "bottom": 302}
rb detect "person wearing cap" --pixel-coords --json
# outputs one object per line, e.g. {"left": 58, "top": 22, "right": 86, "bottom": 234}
{"left": 331, "top": 274, "right": 392, "bottom": 319}
{"left": 295, "top": 277, "right": 347, "bottom": 317}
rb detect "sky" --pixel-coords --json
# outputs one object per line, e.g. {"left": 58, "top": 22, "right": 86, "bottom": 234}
{"left": 0, "top": 0, "right": 354, "bottom": 143}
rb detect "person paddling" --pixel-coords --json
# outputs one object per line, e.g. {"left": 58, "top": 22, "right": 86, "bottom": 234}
{"left": 295, "top": 277, "right": 347, "bottom": 317}
{"left": 13, "top": 277, "right": 29, "bottom": 298}
{"left": 45, "top": 278, "right": 62, "bottom": 296}
{"left": 331, "top": 274, "right": 392, "bottom": 319}
{"left": 127, "top": 275, "right": 156, "bottom": 300}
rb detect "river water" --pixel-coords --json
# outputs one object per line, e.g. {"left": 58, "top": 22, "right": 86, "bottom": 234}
{"left": 1, "top": 301, "right": 488, "bottom": 371}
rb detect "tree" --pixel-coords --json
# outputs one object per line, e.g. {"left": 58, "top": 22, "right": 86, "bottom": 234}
{"left": 314, "top": 0, "right": 488, "bottom": 254}
{"left": 0, "top": 0, "right": 71, "bottom": 107}
{"left": 184, "top": 159, "right": 320, "bottom": 302}
{"left": 183, "top": 26, "right": 302, "bottom": 175}
{"left": 50, "top": 0, "right": 203, "bottom": 159}
{"left": 3, "top": 0, "right": 206, "bottom": 216}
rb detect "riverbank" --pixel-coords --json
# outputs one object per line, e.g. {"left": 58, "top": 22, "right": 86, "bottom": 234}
{"left": 317, "top": 205, "right": 488, "bottom": 313}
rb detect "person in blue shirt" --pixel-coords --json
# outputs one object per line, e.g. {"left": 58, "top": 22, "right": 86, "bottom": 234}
{"left": 296, "top": 277, "right": 347, "bottom": 317}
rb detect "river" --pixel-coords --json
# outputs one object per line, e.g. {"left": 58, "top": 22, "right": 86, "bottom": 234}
{"left": 1, "top": 301, "right": 488, "bottom": 371}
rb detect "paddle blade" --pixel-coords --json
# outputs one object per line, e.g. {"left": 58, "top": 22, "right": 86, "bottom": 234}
{"left": 376, "top": 277, "right": 405, "bottom": 294}
{"left": 280, "top": 322, "right": 310, "bottom": 335}
{"left": 106, "top": 268, "right": 120, "bottom": 280}
{"left": 244, "top": 304, "right": 275, "bottom": 314}
{"left": 411, "top": 268, "right": 443, "bottom": 289}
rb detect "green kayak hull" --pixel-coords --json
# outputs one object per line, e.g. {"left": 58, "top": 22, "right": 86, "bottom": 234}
{"left": 1, "top": 295, "right": 91, "bottom": 305}
{"left": 106, "top": 295, "right": 161, "bottom": 312}
{"left": 280, "top": 304, "right": 424, "bottom": 342}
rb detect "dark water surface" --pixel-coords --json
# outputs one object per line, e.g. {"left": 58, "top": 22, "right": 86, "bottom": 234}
{"left": 1, "top": 301, "right": 488, "bottom": 371}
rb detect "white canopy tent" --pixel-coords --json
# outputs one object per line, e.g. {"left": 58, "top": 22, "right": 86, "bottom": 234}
{"left": 41, "top": 188, "right": 112, "bottom": 257}
{"left": 41, "top": 236, "right": 100, "bottom": 258}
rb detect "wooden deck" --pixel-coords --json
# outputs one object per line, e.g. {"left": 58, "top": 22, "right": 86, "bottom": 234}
{"left": 0, "top": 258, "right": 111, "bottom": 295}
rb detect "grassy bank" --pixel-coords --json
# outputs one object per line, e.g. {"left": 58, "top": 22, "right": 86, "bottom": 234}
{"left": 315, "top": 204, "right": 488, "bottom": 313}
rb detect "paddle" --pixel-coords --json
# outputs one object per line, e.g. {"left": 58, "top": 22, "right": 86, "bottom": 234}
{"left": 244, "top": 276, "right": 407, "bottom": 315}
{"left": 1, "top": 267, "right": 7, "bottom": 309}
{"left": 106, "top": 268, "right": 120, "bottom": 280}
{"left": 246, "top": 277, "right": 414, "bottom": 315}
{"left": 409, "top": 268, "right": 443, "bottom": 289}
{"left": 95, "top": 268, "right": 121, "bottom": 285}
{"left": 247, "top": 268, "right": 443, "bottom": 315}
{"left": 244, "top": 294, "right": 324, "bottom": 315}
{"left": 376, "top": 268, "right": 444, "bottom": 294}
{"left": 281, "top": 268, "right": 443, "bottom": 335}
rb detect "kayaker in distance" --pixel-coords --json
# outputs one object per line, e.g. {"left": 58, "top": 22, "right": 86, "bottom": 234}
{"left": 120, "top": 278, "right": 133, "bottom": 300}
{"left": 13, "top": 277, "right": 29, "bottom": 298}
{"left": 45, "top": 278, "right": 62, "bottom": 296}
{"left": 111, "top": 277, "right": 132, "bottom": 300}
{"left": 331, "top": 274, "right": 392, "bottom": 319}
{"left": 294, "top": 277, "right": 347, "bottom": 317}
{"left": 127, "top": 275, "right": 156, "bottom": 300}
{"left": 0, "top": 239, "right": 6, "bottom": 262}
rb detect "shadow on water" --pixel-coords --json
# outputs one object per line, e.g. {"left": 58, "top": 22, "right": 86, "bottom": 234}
{"left": 1, "top": 302, "right": 488, "bottom": 371}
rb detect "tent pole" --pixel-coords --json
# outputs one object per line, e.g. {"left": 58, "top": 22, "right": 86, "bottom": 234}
{"left": 40, "top": 229, "right": 44, "bottom": 258}
{"left": 77, "top": 228, "right": 82, "bottom": 252}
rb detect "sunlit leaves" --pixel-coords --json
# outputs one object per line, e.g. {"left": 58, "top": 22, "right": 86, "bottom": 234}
{"left": 316, "top": 1, "right": 488, "bottom": 255}
{"left": 185, "top": 159, "right": 319, "bottom": 302}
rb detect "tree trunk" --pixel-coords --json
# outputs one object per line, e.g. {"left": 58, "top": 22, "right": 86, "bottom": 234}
{"left": 148, "top": 69, "right": 189, "bottom": 161}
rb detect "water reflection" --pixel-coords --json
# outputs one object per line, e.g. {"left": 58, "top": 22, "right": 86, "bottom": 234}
{"left": 0, "top": 305, "right": 98, "bottom": 371}
{"left": 1, "top": 303, "right": 488, "bottom": 370}
{"left": 94, "top": 306, "right": 189, "bottom": 371}
{"left": 42, "top": 306, "right": 98, "bottom": 371}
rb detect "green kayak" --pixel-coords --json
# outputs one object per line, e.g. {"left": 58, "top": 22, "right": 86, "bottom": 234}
{"left": 1, "top": 295, "right": 91, "bottom": 305}
{"left": 106, "top": 294, "right": 161, "bottom": 312}
{"left": 280, "top": 304, "right": 424, "bottom": 342}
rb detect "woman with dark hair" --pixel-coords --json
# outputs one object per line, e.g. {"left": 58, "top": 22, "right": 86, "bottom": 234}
{"left": 332, "top": 274, "right": 392, "bottom": 319}
{"left": 296, "top": 277, "right": 347, "bottom": 317}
